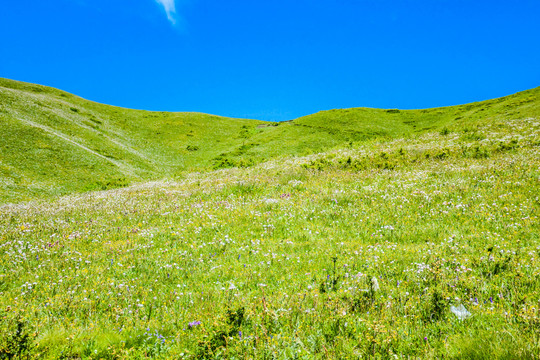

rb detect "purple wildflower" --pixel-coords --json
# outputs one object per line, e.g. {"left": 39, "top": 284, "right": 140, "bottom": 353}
{"left": 188, "top": 321, "right": 201, "bottom": 329}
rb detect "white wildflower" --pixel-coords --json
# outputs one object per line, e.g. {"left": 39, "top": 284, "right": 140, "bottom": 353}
{"left": 371, "top": 277, "right": 380, "bottom": 291}
{"left": 450, "top": 304, "right": 471, "bottom": 320}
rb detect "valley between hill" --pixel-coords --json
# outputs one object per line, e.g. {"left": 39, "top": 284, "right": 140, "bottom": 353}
{"left": 1, "top": 77, "right": 538, "bottom": 203}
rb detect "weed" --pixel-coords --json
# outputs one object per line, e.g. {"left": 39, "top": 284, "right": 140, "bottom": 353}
{"left": 197, "top": 307, "right": 245, "bottom": 359}
{"left": 0, "top": 320, "right": 35, "bottom": 360}
{"left": 319, "top": 257, "right": 340, "bottom": 293}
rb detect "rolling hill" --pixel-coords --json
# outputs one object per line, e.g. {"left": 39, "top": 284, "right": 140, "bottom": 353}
{"left": 0, "top": 77, "right": 538, "bottom": 203}
{"left": 0, "top": 77, "right": 539, "bottom": 358}
{"left": 0, "top": 96, "right": 538, "bottom": 358}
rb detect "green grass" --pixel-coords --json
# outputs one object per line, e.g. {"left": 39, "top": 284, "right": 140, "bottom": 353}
{"left": 1, "top": 78, "right": 539, "bottom": 358}
{"left": 0, "top": 78, "right": 273, "bottom": 203}
{"left": 1, "top": 77, "right": 539, "bottom": 203}
{"left": 0, "top": 83, "right": 539, "bottom": 358}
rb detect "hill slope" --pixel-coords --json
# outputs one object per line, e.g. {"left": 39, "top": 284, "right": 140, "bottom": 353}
{"left": 0, "top": 107, "right": 538, "bottom": 357}
{"left": 0, "top": 78, "right": 268, "bottom": 202}
{"left": 0, "top": 77, "right": 538, "bottom": 203}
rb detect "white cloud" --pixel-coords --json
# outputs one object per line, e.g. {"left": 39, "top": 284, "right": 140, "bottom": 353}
{"left": 155, "top": 0, "right": 177, "bottom": 24}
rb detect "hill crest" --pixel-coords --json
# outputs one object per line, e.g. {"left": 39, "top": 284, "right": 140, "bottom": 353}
{"left": 0, "top": 77, "right": 538, "bottom": 203}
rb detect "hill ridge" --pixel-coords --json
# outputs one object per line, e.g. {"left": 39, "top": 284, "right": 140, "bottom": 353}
{"left": 0, "top": 77, "right": 538, "bottom": 203}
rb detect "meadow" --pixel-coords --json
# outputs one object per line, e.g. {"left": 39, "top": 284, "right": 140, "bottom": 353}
{"left": 1, "top": 107, "right": 539, "bottom": 358}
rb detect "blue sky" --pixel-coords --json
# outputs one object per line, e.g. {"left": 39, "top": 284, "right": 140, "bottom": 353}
{"left": 1, "top": 0, "right": 539, "bottom": 121}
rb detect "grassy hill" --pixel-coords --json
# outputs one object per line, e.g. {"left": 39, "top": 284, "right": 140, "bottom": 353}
{"left": 0, "top": 78, "right": 269, "bottom": 203}
{"left": 1, "top": 77, "right": 538, "bottom": 203}
{"left": 0, "top": 78, "right": 538, "bottom": 357}
{"left": 0, "top": 103, "right": 538, "bottom": 358}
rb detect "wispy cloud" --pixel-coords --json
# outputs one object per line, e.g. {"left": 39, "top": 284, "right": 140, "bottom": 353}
{"left": 155, "top": 0, "right": 177, "bottom": 24}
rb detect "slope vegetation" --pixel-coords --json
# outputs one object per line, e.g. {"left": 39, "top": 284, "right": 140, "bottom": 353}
{"left": 0, "top": 77, "right": 538, "bottom": 203}
{"left": 0, "top": 109, "right": 538, "bottom": 358}
{"left": 0, "top": 78, "right": 269, "bottom": 202}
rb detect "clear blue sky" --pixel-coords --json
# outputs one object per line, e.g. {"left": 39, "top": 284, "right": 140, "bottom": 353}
{"left": 1, "top": 0, "right": 539, "bottom": 121}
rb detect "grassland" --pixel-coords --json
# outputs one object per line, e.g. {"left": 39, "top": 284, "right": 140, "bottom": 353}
{"left": 0, "top": 75, "right": 539, "bottom": 358}
{"left": 1, "top": 77, "right": 538, "bottom": 204}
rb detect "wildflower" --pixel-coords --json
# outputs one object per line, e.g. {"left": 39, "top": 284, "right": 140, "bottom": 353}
{"left": 188, "top": 321, "right": 201, "bottom": 329}
{"left": 450, "top": 304, "right": 471, "bottom": 320}
{"left": 371, "top": 277, "right": 380, "bottom": 291}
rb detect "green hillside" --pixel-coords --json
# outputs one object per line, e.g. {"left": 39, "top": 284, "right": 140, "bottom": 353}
{"left": 0, "top": 103, "right": 538, "bottom": 358}
{"left": 0, "top": 78, "right": 269, "bottom": 203}
{"left": 0, "top": 77, "right": 538, "bottom": 204}
{"left": 0, "top": 77, "right": 539, "bottom": 358}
